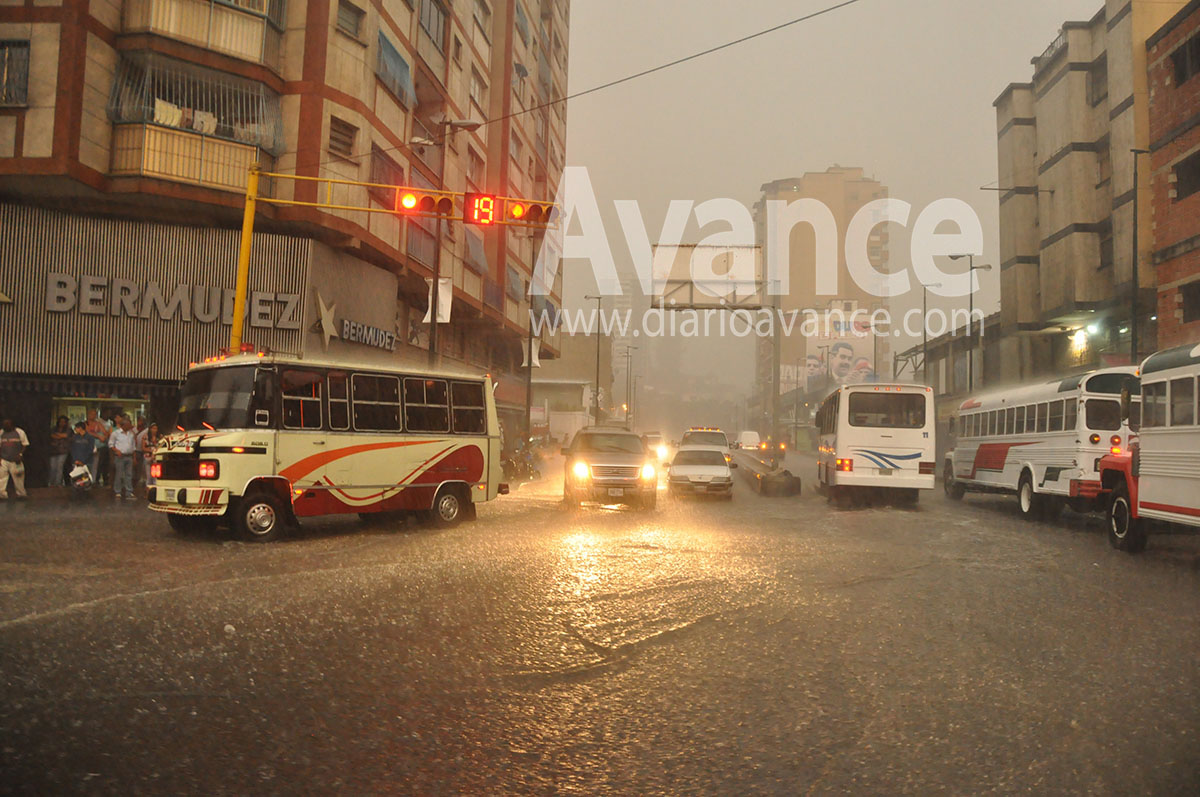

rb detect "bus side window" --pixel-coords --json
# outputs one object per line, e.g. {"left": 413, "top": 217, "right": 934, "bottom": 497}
{"left": 1048, "top": 400, "right": 1064, "bottom": 432}
{"left": 1005, "top": 408, "right": 1015, "bottom": 435}
{"left": 1036, "top": 403, "right": 1048, "bottom": 433}
{"left": 1170, "top": 377, "right": 1195, "bottom": 426}
{"left": 1064, "top": 399, "right": 1078, "bottom": 431}
{"left": 253, "top": 368, "right": 276, "bottom": 427}
{"left": 351, "top": 375, "right": 401, "bottom": 431}
{"left": 328, "top": 372, "right": 350, "bottom": 431}
{"left": 451, "top": 381, "right": 486, "bottom": 434}
{"left": 1143, "top": 382, "right": 1166, "bottom": 427}
{"left": 282, "top": 370, "right": 323, "bottom": 430}
{"left": 1016, "top": 406, "right": 1026, "bottom": 434}
{"left": 405, "top": 378, "right": 450, "bottom": 433}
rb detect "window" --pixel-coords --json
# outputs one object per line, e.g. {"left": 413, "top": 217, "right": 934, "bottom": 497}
{"left": 1016, "top": 406, "right": 1027, "bottom": 434}
{"left": 1171, "top": 33, "right": 1200, "bottom": 87}
{"left": 1182, "top": 281, "right": 1200, "bottom": 324}
{"left": 469, "top": 68, "right": 488, "bottom": 110}
{"left": 1143, "top": 382, "right": 1167, "bottom": 428}
{"left": 1005, "top": 407, "right": 1015, "bottom": 435}
{"left": 377, "top": 33, "right": 415, "bottom": 107}
{"left": 514, "top": 1, "right": 530, "bottom": 44}
{"left": 1036, "top": 403, "right": 1048, "bottom": 433}
{"left": 452, "top": 36, "right": 462, "bottom": 63}
{"left": 970, "top": 414, "right": 979, "bottom": 438}
{"left": 1064, "top": 399, "right": 1077, "bottom": 431}
{"left": 282, "top": 370, "right": 323, "bottom": 430}
{"left": 369, "top": 145, "right": 403, "bottom": 205}
{"left": 329, "top": 116, "right": 356, "bottom": 157}
{"left": 1175, "top": 150, "right": 1200, "bottom": 202}
{"left": 1048, "top": 400, "right": 1064, "bottom": 432}
{"left": 846, "top": 393, "right": 926, "bottom": 429}
{"left": 419, "top": 0, "right": 447, "bottom": 51}
{"left": 505, "top": 264, "right": 524, "bottom": 301}
{"left": 1085, "top": 399, "right": 1121, "bottom": 431}
{"left": 352, "top": 374, "right": 401, "bottom": 431}
{"left": 451, "top": 381, "right": 486, "bottom": 434}
{"left": 509, "top": 134, "right": 523, "bottom": 164}
{"left": 0, "top": 41, "right": 30, "bottom": 107}
{"left": 988, "top": 410, "right": 997, "bottom": 436}
{"left": 467, "top": 147, "right": 485, "bottom": 188}
{"left": 1170, "top": 377, "right": 1195, "bottom": 427}
{"left": 1087, "top": 56, "right": 1107, "bottom": 107}
{"left": 405, "top": 378, "right": 450, "bottom": 432}
{"left": 328, "top": 372, "right": 350, "bottom": 431}
{"left": 337, "top": 1, "right": 364, "bottom": 38}
{"left": 473, "top": 0, "right": 491, "bottom": 35}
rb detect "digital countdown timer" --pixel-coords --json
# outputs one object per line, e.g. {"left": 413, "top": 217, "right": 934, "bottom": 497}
{"left": 463, "top": 192, "right": 496, "bottom": 226}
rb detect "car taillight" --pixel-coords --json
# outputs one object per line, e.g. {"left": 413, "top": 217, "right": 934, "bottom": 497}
{"left": 836, "top": 458, "right": 853, "bottom": 472}
{"left": 198, "top": 460, "right": 219, "bottom": 479}
{"left": 150, "top": 463, "right": 162, "bottom": 479}
{"left": 760, "top": 442, "right": 767, "bottom": 450}
{"left": 919, "top": 461, "right": 935, "bottom": 474}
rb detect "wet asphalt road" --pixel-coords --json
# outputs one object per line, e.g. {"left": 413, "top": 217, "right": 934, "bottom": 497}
{"left": 1, "top": 454, "right": 1199, "bottom": 795}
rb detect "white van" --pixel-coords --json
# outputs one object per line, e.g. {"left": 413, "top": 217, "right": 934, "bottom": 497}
{"left": 735, "top": 431, "right": 761, "bottom": 450}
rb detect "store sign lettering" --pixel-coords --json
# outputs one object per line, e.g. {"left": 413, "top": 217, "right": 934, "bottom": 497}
{"left": 45, "top": 273, "right": 301, "bottom": 330}
{"left": 341, "top": 318, "right": 396, "bottom": 351}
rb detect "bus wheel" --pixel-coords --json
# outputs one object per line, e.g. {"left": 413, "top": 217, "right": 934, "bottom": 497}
{"left": 168, "top": 514, "right": 217, "bottom": 535}
{"left": 1017, "top": 473, "right": 1041, "bottom": 521}
{"left": 1107, "top": 482, "right": 1147, "bottom": 553}
{"left": 235, "top": 491, "right": 287, "bottom": 543}
{"left": 429, "top": 486, "right": 465, "bottom": 527}
{"left": 944, "top": 464, "right": 965, "bottom": 501}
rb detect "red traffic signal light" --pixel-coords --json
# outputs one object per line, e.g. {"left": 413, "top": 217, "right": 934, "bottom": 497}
{"left": 395, "top": 189, "right": 453, "bottom": 218}
{"left": 504, "top": 198, "right": 557, "bottom": 226}
{"left": 463, "top": 192, "right": 497, "bottom": 225}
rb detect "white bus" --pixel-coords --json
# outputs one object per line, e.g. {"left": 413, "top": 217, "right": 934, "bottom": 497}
{"left": 943, "top": 366, "right": 1140, "bottom": 520}
{"left": 814, "top": 384, "right": 937, "bottom": 506}
{"left": 149, "top": 351, "right": 503, "bottom": 541}
{"left": 1101, "top": 343, "right": 1200, "bottom": 552}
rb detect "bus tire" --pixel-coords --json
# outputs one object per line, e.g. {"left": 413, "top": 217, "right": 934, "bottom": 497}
{"left": 1107, "top": 482, "right": 1147, "bottom": 553}
{"left": 944, "top": 463, "right": 966, "bottom": 501}
{"left": 428, "top": 485, "right": 466, "bottom": 527}
{"left": 168, "top": 514, "right": 217, "bottom": 535}
{"left": 1017, "top": 472, "right": 1041, "bottom": 521}
{"left": 234, "top": 491, "right": 287, "bottom": 543}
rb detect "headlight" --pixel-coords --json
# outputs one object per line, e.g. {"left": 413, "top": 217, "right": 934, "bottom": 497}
{"left": 641, "top": 463, "right": 657, "bottom": 480}
{"left": 572, "top": 461, "right": 590, "bottom": 480}
{"left": 656, "top": 444, "right": 668, "bottom": 460}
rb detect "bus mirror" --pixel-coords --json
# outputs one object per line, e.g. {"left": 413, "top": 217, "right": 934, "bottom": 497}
{"left": 255, "top": 410, "right": 270, "bottom": 427}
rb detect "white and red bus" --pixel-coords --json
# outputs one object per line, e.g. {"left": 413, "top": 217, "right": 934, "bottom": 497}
{"left": 943, "top": 366, "right": 1140, "bottom": 519}
{"left": 1101, "top": 343, "right": 1200, "bottom": 552}
{"left": 149, "top": 351, "right": 503, "bottom": 541}
{"left": 815, "top": 384, "right": 937, "bottom": 505}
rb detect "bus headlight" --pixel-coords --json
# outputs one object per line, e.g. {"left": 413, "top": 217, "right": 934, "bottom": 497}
{"left": 641, "top": 463, "right": 657, "bottom": 480}
{"left": 572, "top": 461, "right": 590, "bottom": 481}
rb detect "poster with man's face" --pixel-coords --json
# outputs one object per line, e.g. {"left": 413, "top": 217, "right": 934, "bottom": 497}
{"left": 806, "top": 317, "right": 878, "bottom": 389}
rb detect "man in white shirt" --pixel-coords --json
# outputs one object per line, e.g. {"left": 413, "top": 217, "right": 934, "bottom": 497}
{"left": 109, "top": 416, "right": 137, "bottom": 501}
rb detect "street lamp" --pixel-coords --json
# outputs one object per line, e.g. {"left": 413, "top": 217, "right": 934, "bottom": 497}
{"left": 920, "top": 282, "right": 943, "bottom": 384}
{"left": 949, "top": 254, "right": 992, "bottom": 392}
{"left": 584, "top": 294, "right": 602, "bottom": 422}
{"left": 623, "top": 345, "right": 638, "bottom": 430}
{"left": 1131, "top": 148, "right": 1149, "bottom": 365}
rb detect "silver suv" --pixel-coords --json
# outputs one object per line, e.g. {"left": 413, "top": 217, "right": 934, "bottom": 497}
{"left": 562, "top": 428, "right": 658, "bottom": 509}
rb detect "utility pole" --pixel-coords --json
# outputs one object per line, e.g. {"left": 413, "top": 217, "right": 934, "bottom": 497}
{"left": 584, "top": 294, "right": 602, "bottom": 422}
{"left": 623, "top": 346, "right": 638, "bottom": 430}
{"left": 921, "top": 283, "right": 942, "bottom": 384}
{"left": 1131, "top": 148, "right": 1148, "bottom": 366}
{"left": 949, "top": 255, "right": 991, "bottom": 393}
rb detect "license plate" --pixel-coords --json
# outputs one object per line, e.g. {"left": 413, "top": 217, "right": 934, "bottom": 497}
{"left": 695, "top": 485, "right": 708, "bottom": 493}
{"left": 607, "top": 488, "right": 624, "bottom": 497}
{"left": 877, "top": 468, "right": 893, "bottom": 476}
{"left": 164, "top": 488, "right": 177, "bottom": 501}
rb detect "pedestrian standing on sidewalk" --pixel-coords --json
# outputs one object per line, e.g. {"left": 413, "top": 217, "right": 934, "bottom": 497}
{"left": 85, "top": 409, "right": 110, "bottom": 488}
{"left": 0, "top": 418, "right": 30, "bottom": 501}
{"left": 109, "top": 416, "right": 137, "bottom": 501}
{"left": 68, "top": 422, "right": 95, "bottom": 499}
{"left": 139, "top": 422, "right": 159, "bottom": 492}
{"left": 48, "top": 415, "right": 70, "bottom": 487}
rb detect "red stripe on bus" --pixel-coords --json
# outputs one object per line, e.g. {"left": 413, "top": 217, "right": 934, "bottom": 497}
{"left": 969, "top": 442, "right": 1038, "bottom": 479}
{"left": 1140, "top": 501, "right": 1200, "bottom": 518}
{"left": 279, "top": 439, "right": 440, "bottom": 483}
{"left": 323, "top": 444, "right": 456, "bottom": 501}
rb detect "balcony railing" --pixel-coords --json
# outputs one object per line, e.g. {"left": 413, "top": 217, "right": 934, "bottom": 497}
{"left": 111, "top": 123, "right": 271, "bottom": 193}
{"left": 124, "top": 0, "right": 282, "bottom": 70}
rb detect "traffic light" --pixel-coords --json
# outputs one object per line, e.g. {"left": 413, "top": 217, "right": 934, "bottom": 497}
{"left": 504, "top": 198, "right": 557, "bottom": 226}
{"left": 395, "top": 189, "right": 454, "bottom": 218}
{"left": 463, "top": 192, "right": 497, "bottom": 226}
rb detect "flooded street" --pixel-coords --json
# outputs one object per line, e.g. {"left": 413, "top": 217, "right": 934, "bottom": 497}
{"left": 2, "top": 455, "right": 1198, "bottom": 794}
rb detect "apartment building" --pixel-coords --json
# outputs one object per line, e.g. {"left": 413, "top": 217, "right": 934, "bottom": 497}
{"left": 0, "top": 0, "right": 569, "bottom": 486}
{"left": 993, "top": 0, "right": 1187, "bottom": 379}
{"left": 750, "top": 166, "right": 891, "bottom": 430}
{"left": 1147, "top": 0, "right": 1200, "bottom": 348}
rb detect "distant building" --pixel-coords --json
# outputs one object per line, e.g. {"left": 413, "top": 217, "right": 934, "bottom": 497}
{"left": 993, "top": 0, "right": 1188, "bottom": 379}
{"left": 532, "top": 330, "right": 613, "bottom": 442}
{"left": 1147, "top": 0, "right": 1200, "bottom": 348}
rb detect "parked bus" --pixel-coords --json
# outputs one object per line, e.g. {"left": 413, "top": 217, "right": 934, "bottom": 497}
{"left": 815, "top": 384, "right": 937, "bottom": 505}
{"left": 149, "top": 351, "right": 503, "bottom": 541}
{"left": 943, "top": 366, "right": 1140, "bottom": 520}
{"left": 1101, "top": 343, "right": 1200, "bottom": 552}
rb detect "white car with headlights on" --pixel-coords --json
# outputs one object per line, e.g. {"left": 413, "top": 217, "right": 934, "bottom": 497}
{"left": 562, "top": 429, "right": 658, "bottom": 510}
{"left": 668, "top": 448, "right": 736, "bottom": 499}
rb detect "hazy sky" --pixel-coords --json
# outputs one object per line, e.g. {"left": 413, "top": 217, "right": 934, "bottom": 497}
{"left": 560, "top": 0, "right": 1104, "bottom": 395}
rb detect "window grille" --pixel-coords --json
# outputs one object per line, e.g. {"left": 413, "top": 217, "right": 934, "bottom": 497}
{"left": 107, "top": 52, "right": 283, "bottom": 154}
{"left": 337, "top": 1, "right": 364, "bottom": 38}
{"left": 329, "top": 116, "right": 357, "bottom": 157}
{"left": 0, "top": 41, "right": 30, "bottom": 106}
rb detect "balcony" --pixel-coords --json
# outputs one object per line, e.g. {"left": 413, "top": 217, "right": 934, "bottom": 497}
{"left": 111, "top": 123, "right": 272, "bottom": 193}
{"left": 123, "top": 0, "right": 283, "bottom": 70}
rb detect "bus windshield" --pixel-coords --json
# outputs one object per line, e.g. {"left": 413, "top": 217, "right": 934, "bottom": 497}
{"left": 177, "top": 366, "right": 257, "bottom": 430}
{"left": 1085, "top": 399, "right": 1123, "bottom": 431}
{"left": 847, "top": 393, "right": 926, "bottom": 428}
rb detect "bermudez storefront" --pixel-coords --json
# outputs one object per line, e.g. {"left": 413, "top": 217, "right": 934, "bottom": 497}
{"left": 0, "top": 204, "right": 317, "bottom": 487}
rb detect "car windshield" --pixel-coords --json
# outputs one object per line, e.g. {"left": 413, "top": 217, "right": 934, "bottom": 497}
{"left": 847, "top": 393, "right": 926, "bottom": 428}
{"left": 673, "top": 450, "right": 727, "bottom": 466}
{"left": 177, "top": 366, "right": 257, "bottom": 431}
{"left": 681, "top": 431, "right": 727, "bottom": 447}
{"left": 576, "top": 433, "right": 645, "bottom": 454}
{"left": 1085, "top": 399, "right": 1122, "bottom": 431}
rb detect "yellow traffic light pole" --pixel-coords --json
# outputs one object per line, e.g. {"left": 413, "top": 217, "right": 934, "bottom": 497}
{"left": 228, "top": 164, "right": 557, "bottom": 350}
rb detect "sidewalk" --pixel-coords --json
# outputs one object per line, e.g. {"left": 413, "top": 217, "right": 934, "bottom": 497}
{"left": 5, "top": 486, "right": 150, "bottom": 503}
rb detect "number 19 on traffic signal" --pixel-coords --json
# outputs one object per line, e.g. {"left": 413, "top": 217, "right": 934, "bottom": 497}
{"left": 464, "top": 192, "right": 496, "bottom": 226}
